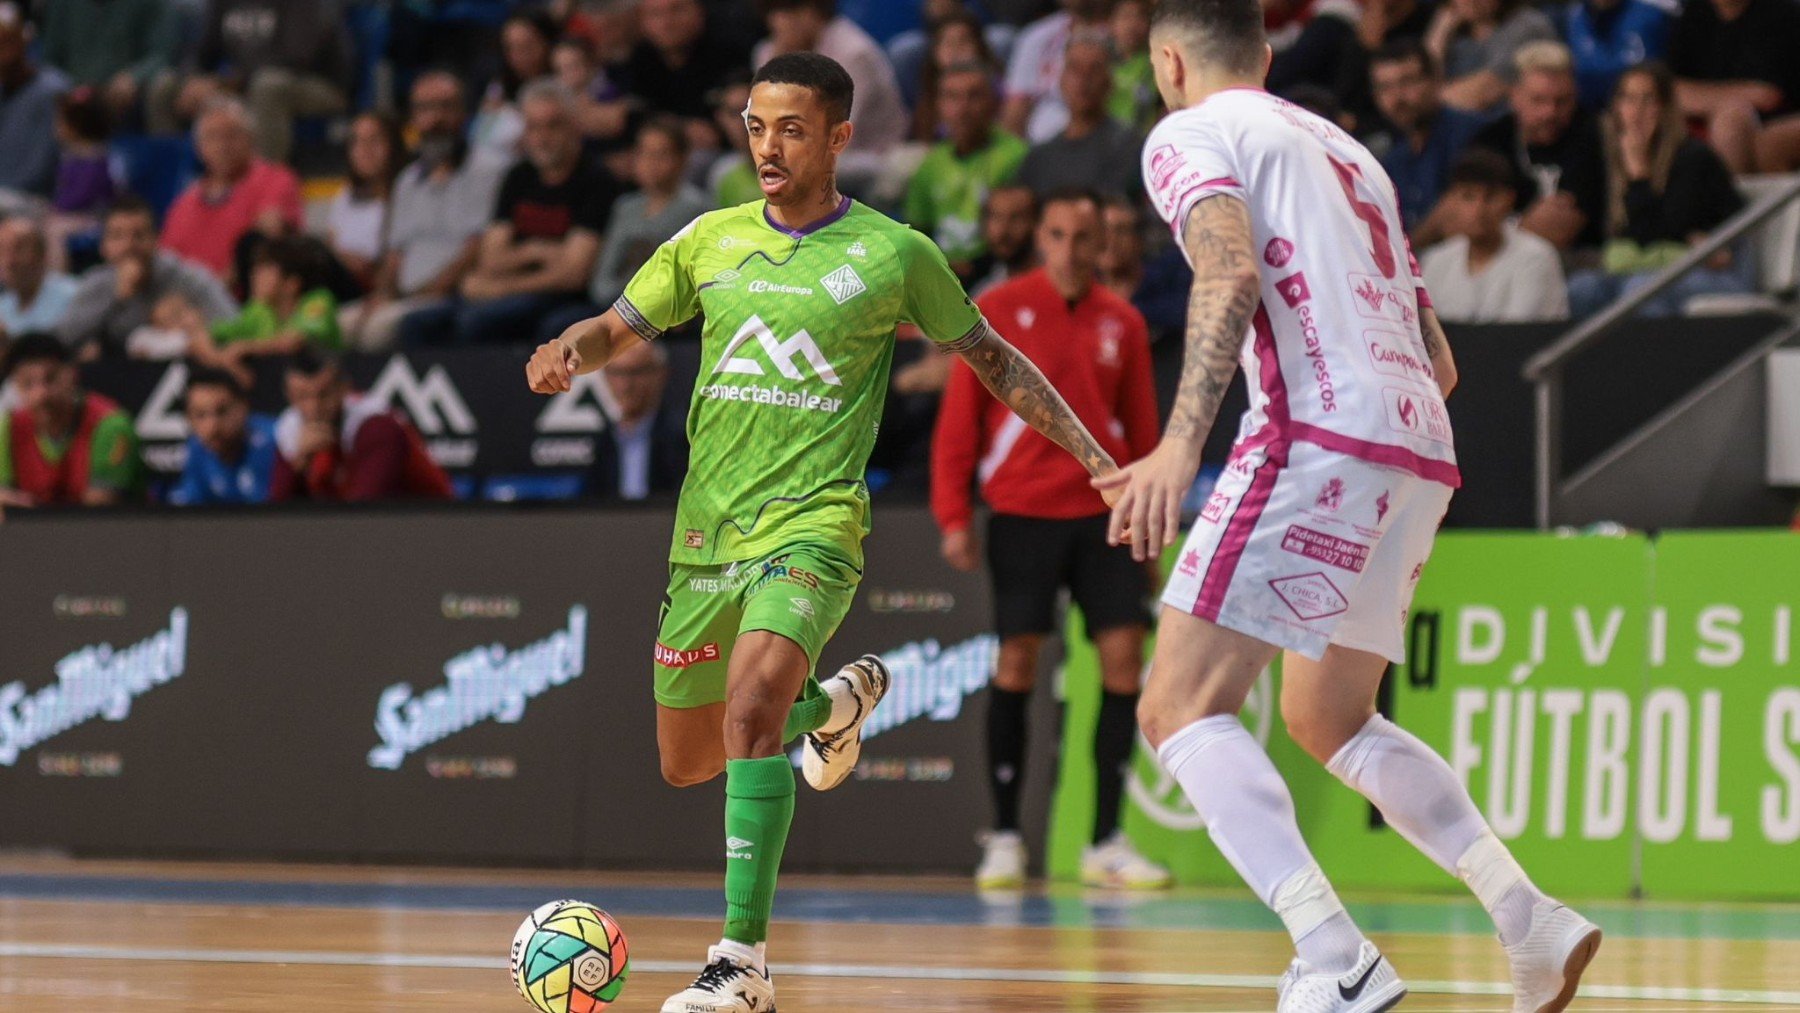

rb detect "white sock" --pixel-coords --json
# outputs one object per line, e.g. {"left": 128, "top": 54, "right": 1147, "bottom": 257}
{"left": 1158, "top": 715, "right": 1365, "bottom": 971}
{"left": 714, "top": 938, "right": 767, "bottom": 974}
{"left": 1457, "top": 830, "right": 1543, "bottom": 946}
{"left": 1328, "top": 715, "right": 1543, "bottom": 943}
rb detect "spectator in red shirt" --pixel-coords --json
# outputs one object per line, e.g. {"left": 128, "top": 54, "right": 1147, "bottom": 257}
{"left": 271, "top": 350, "right": 454, "bottom": 503}
{"left": 929, "top": 188, "right": 1168, "bottom": 891}
{"left": 159, "top": 97, "right": 303, "bottom": 285}
{"left": 0, "top": 333, "right": 140, "bottom": 509}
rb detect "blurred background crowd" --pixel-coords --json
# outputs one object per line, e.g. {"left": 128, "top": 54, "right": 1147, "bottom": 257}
{"left": 0, "top": 0, "right": 1795, "bottom": 510}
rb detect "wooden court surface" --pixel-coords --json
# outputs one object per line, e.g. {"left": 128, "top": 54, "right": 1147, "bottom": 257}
{"left": 0, "top": 858, "right": 1796, "bottom": 1012}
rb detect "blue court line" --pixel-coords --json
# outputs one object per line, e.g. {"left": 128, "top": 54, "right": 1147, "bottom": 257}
{"left": 2, "top": 873, "right": 1800, "bottom": 942}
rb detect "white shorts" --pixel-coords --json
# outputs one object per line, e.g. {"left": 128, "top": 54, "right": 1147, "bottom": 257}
{"left": 1161, "top": 441, "right": 1453, "bottom": 663}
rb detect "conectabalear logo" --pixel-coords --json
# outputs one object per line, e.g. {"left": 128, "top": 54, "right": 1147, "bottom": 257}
{"left": 367, "top": 606, "right": 588, "bottom": 770}
{"left": 0, "top": 608, "right": 190, "bottom": 766}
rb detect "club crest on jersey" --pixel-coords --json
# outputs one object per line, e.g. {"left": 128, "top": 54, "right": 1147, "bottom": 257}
{"left": 821, "top": 264, "right": 867, "bottom": 305}
{"left": 1316, "top": 478, "right": 1344, "bottom": 511}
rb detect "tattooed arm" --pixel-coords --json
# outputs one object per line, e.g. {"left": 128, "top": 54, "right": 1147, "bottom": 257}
{"left": 1419, "top": 304, "right": 1459, "bottom": 399}
{"left": 1095, "top": 195, "right": 1262, "bottom": 560}
{"left": 952, "top": 321, "right": 1118, "bottom": 478}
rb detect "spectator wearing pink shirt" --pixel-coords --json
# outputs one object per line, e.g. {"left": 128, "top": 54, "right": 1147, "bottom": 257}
{"left": 159, "top": 97, "right": 302, "bottom": 286}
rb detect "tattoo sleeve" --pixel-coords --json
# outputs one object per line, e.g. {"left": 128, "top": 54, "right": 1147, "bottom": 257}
{"left": 1167, "top": 195, "right": 1262, "bottom": 449}
{"left": 1419, "top": 305, "right": 1458, "bottom": 396}
{"left": 955, "top": 320, "right": 1116, "bottom": 476}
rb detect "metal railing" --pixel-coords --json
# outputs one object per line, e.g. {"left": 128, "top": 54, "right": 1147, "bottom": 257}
{"left": 1521, "top": 175, "right": 1800, "bottom": 529}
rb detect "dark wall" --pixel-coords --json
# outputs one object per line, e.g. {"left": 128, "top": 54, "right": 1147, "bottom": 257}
{"left": 0, "top": 507, "right": 1048, "bottom": 871}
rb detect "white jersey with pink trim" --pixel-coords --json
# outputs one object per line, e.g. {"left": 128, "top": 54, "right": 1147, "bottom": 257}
{"left": 1141, "top": 89, "right": 1460, "bottom": 487}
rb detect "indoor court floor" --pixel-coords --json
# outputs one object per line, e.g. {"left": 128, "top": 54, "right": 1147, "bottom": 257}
{"left": 0, "top": 857, "right": 1795, "bottom": 1012}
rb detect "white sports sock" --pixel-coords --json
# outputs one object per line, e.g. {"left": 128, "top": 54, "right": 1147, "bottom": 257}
{"left": 1158, "top": 715, "right": 1365, "bottom": 971}
{"left": 714, "top": 938, "right": 767, "bottom": 974}
{"left": 819, "top": 667, "right": 862, "bottom": 735}
{"left": 1328, "top": 715, "right": 1544, "bottom": 943}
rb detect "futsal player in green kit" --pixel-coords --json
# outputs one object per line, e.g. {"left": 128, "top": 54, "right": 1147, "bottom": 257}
{"left": 526, "top": 53, "right": 1121, "bottom": 1013}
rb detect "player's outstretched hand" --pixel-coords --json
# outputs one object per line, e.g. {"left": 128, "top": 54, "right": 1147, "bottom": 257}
{"left": 526, "top": 338, "right": 582, "bottom": 394}
{"left": 1093, "top": 441, "right": 1200, "bottom": 562}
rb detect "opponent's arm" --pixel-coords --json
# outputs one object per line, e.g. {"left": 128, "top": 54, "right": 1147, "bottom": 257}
{"left": 525, "top": 308, "right": 641, "bottom": 393}
{"left": 952, "top": 322, "right": 1117, "bottom": 479}
{"left": 1095, "top": 195, "right": 1261, "bottom": 559}
{"left": 1419, "top": 304, "right": 1458, "bottom": 400}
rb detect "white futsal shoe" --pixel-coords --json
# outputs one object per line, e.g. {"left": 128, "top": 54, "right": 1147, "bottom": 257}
{"left": 1276, "top": 940, "right": 1406, "bottom": 1013}
{"left": 1506, "top": 900, "right": 1603, "bottom": 1013}
{"left": 1080, "top": 832, "right": 1174, "bottom": 890}
{"left": 661, "top": 945, "right": 777, "bottom": 1013}
{"left": 975, "top": 830, "right": 1027, "bottom": 890}
{"left": 801, "top": 654, "right": 890, "bottom": 791}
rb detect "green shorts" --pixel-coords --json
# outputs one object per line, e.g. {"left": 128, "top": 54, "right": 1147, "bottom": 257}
{"left": 653, "top": 544, "right": 862, "bottom": 709}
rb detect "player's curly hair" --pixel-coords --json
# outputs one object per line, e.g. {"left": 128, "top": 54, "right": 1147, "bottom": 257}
{"left": 1150, "top": 0, "right": 1267, "bottom": 77}
{"left": 752, "top": 52, "right": 855, "bottom": 125}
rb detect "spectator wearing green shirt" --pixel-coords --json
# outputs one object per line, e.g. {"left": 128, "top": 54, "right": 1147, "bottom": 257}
{"left": 0, "top": 333, "right": 139, "bottom": 510}
{"left": 904, "top": 63, "right": 1028, "bottom": 276}
{"left": 1107, "top": 0, "right": 1160, "bottom": 133}
{"left": 190, "top": 237, "right": 341, "bottom": 385}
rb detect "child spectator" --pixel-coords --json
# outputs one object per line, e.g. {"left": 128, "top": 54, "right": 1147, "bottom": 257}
{"left": 327, "top": 111, "right": 406, "bottom": 294}
{"left": 0, "top": 332, "right": 140, "bottom": 507}
{"left": 706, "top": 78, "right": 761, "bottom": 208}
{"left": 1107, "top": 0, "right": 1159, "bottom": 133}
{"left": 1419, "top": 149, "right": 1571, "bottom": 322}
{"left": 589, "top": 118, "right": 710, "bottom": 307}
{"left": 189, "top": 237, "right": 341, "bottom": 383}
{"left": 44, "top": 88, "right": 117, "bottom": 272}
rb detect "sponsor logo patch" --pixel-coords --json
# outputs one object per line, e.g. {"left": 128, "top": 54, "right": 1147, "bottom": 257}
{"left": 1268, "top": 572, "right": 1350, "bottom": 621}
{"left": 655, "top": 642, "right": 723, "bottom": 668}
{"left": 684, "top": 529, "right": 705, "bottom": 549}
{"left": 1264, "top": 237, "right": 1295, "bottom": 267}
{"left": 1315, "top": 478, "right": 1344, "bottom": 511}
{"left": 1281, "top": 525, "right": 1370, "bottom": 573}
{"left": 1275, "top": 272, "right": 1311, "bottom": 309}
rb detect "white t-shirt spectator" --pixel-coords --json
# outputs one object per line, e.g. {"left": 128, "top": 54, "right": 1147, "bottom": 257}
{"left": 1420, "top": 223, "right": 1570, "bottom": 323}
{"left": 327, "top": 189, "right": 388, "bottom": 265}
{"left": 1004, "top": 11, "right": 1072, "bottom": 144}
{"left": 754, "top": 17, "right": 908, "bottom": 157}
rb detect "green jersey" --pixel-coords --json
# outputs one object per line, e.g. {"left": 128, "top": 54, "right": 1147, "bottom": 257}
{"left": 617, "top": 199, "right": 983, "bottom": 567}
{"left": 902, "top": 130, "right": 1028, "bottom": 264}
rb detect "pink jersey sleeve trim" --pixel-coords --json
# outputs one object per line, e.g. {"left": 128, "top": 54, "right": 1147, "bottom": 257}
{"left": 1289, "top": 421, "right": 1462, "bottom": 487}
{"left": 1167, "top": 179, "right": 1247, "bottom": 238}
{"left": 1415, "top": 286, "right": 1433, "bottom": 310}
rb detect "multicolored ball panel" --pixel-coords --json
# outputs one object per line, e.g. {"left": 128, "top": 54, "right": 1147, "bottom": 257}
{"left": 510, "top": 900, "right": 629, "bottom": 1012}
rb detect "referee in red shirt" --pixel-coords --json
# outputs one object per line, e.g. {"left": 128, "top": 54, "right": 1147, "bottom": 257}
{"left": 931, "top": 189, "right": 1170, "bottom": 890}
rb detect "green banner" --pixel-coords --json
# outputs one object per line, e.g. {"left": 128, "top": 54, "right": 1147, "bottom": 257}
{"left": 1640, "top": 532, "right": 1800, "bottom": 900}
{"left": 1046, "top": 531, "right": 1800, "bottom": 900}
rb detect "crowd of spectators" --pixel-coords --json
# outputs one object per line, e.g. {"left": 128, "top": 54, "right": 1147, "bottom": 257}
{"left": 0, "top": 0, "right": 1796, "bottom": 513}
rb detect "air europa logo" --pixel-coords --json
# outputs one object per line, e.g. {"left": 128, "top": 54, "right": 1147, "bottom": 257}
{"left": 368, "top": 606, "right": 588, "bottom": 770}
{"left": 0, "top": 609, "right": 190, "bottom": 766}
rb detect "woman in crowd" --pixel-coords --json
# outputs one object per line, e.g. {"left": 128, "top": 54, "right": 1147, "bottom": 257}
{"left": 326, "top": 111, "right": 405, "bottom": 294}
{"left": 912, "top": 11, "right": 1003, "bottom": 141}
{"left": 471, "top": 10, "right": 560, "bottom": 158}
{"left": 1568, "top": 62, "right": 1753, "bottom": 317}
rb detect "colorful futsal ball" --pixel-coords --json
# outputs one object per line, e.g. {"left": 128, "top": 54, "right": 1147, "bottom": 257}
{"left": 510, "top": 899, "right": 630, "bottom": 1012}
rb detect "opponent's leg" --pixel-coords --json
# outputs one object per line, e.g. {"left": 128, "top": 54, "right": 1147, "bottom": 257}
{"left": 1285, "top": 645, "right": 1601, "bottom": 1013}
{"left": 662, "top": 631, "right": 804, "bottom": 1013}
{"left": 1143, "top": 609, "right": 1394, "bottom": 986}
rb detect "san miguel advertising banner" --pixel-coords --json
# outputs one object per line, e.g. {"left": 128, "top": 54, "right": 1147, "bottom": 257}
{"left": 1052, "top": 531, "right": 1799, "bottom": 901}
{"left": 0, "top": 507, "right": 1000, "bottom": 870}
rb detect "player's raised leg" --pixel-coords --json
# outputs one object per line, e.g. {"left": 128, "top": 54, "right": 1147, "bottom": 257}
{"left": 1139, "top": 606, "right": 1404, "bottom": 1013}
{"left": 1285, "top": 645, "right": 1602, "bottom": 1013}
{"left": 661, "top": 631, "right": 806, "bottom": 1013}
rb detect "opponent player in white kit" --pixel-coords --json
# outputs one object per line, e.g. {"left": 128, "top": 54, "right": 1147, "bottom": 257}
{"left": 1093, "top": 0, "right": 1603, "bottom": 1010}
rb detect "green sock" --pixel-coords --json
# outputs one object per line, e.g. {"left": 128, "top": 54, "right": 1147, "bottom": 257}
{"left": 779, "top": 676, "right": 831, "bottom": 743}
{"left": 723, "top": 755, "right": 795, "bottom": 945}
